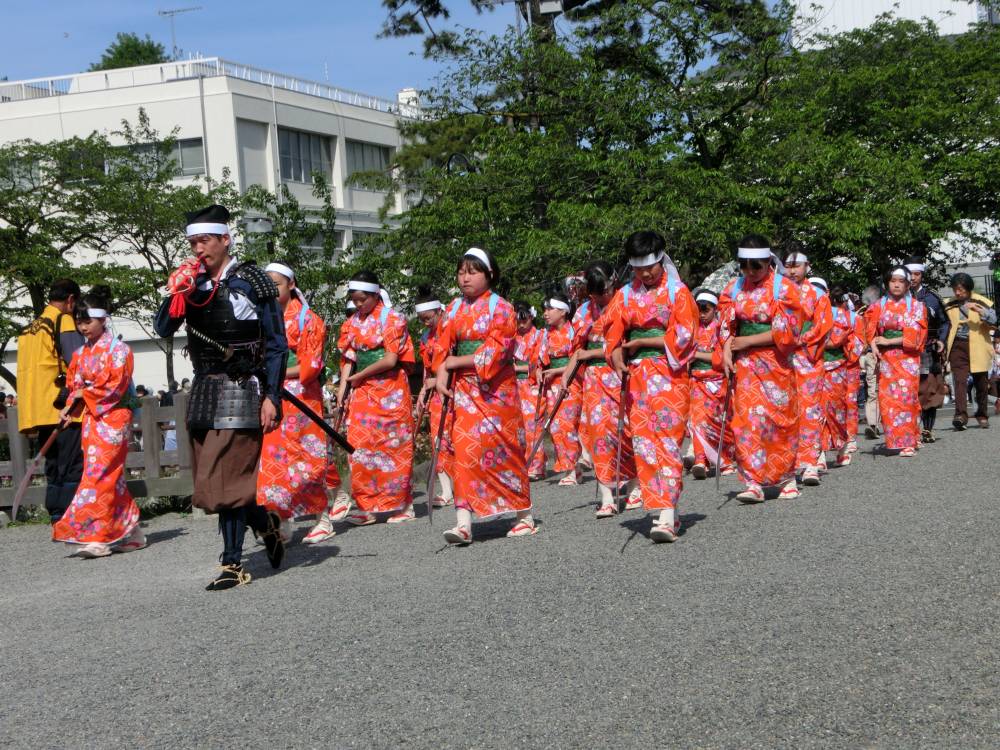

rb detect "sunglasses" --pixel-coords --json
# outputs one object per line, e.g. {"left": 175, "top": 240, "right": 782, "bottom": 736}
{"left": 738, "top": 259, "right": 767, "bottom": 271}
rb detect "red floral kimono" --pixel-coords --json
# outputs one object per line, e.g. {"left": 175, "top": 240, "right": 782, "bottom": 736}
{"left": 604, "top": 273, "right": 698, "bottom": 511}
{"left": 513, "top": 325, "right": 545, "bottom": 476}
{"left": 420, "top": 318, "right": 454, "bottom": 477}
{"left": 52, "top": 331, "right": 139, "bottom": 546}
{"left": 574, "top": 300, "right": 635, "bottom": 486}
{"left": 337, "top": 301, "right": 415, "bottom": 512}
{"left": 689, "top": 317, "right": 735, "bottom": 470}
{"left": 431, "top": 291, "right": 531, "bottom": 519}
{"left": 717, "top": 271, "right": 804, "bottom": 488}
{"left": 539, "top": 320, "right": 582, "bottom": 473}
{"left": 845, "top": 311, "right": 866, "bottom": 442}
{"left": 821, "top": 305, "right": 863, "bottom": 452}
{"left": 791, "top": 281, "right": 833, "bottom": 470}
{"left": 258, "top": 299, "right": 331, "bottom": 519}
{"left": 864, "top": 295, "right": 927, "bottom": 450}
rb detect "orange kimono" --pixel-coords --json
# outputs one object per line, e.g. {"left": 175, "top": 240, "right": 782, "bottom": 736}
{"left": 821, "top": 305, "right": 863, "bottom": 452}
{"left": 432, "top": 292, "right": 531, "bottom": 519}
{"left": 791, "top": 281, "right": 833, "bottom": 470}
{"left": 514, "top": 325, "right": 546, "bottom": 476}
{"left": 419, "top": 319, "right": 454, "bottom": 477}
{"left": 52, "top": 331, "right": 139, "bottom": 545}
{"left": 864, "top": 295, "right": 927, "bottom": 450}
{"left": 717, "top": 271, "right": 804, "bottom": 488}
{"left": 539, "top": 320, "right": 582, "bottom": 472}
{"left": 258, "top": 299, "right": 332, "bottom": 519}
{"left": 574, "top": 300, "right": 636, "bottom": 487}
{"left": 689, "top": 318, "right": 735, "bottom": 470}
{"left": 604, "top": 274, "right": 698, "bottom": 511}
{"left": 338, "top": 302, "right": 415, "bottom": 512}
{"left": 845, "top": 311, "right": 866, "bottom": 442}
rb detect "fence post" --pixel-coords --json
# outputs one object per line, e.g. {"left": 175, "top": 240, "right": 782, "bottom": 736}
{"left": 174, "top": 392, "right": 191, "bottom": 470}
{"left": 139, "top": 396, "right": 161, "bottom": 481}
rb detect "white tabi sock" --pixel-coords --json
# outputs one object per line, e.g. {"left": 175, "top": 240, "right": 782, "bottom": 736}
{"left": 456, "top": 507, "right": 472, "bottom": 531}
{"left": 657, "top": 508, "right": 674, "bottom": 527}
{"left": 599, "top": 482, "right": 614, "bottom": 505}
{"left": 437, "top": 471, "right": 453, "bottom": 501}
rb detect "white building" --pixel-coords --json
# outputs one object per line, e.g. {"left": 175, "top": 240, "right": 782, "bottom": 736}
{"left": 794, "top": 1, "right": 999, "bottom": 45}
{"left": 0, "top": 58, "right": 416, "bottom": 391}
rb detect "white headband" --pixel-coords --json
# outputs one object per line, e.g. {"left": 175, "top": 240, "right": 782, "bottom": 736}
{"left": 264, "top": 262, "right": 295, "bottom": 280}
{"left": 809, "top": 276, "right": 828, "bottom": 291}
{"left": 628, "top": 252, "right": 665, "bottom": 268}
{"left": 186, "top": 222, "right": 229, "bottom": 237}
{"left": 86, "top": 308, "right": 108, "bottom": 318}
{"left": 346, "top": 301, "right": 357, "bottom": 311}
{"left": 905, "top": 263, "right": 925, "bottom": 273}
{"left": 348, "top": 281, "right": 380, "bottom": 294}
{"left": 695, "top": 291, "right": 719, "bottom": 306}
{"left": 546, "top": 298, "right": 570, "bottom": 312}
{"left": 738, "top": 247, "right": 772, "bottom": 259}
{"left": 464, "top": 247, "right": 491, "bottom": 271}
{"left": 529, "top": 307, "right": 537, "bottom": 318}
{"left": 785, "top": 252, "right": 809, "bottom": 264}
{"left": 414, "top": 301, "right": 442, "bottom": 313}
{"left": 890, "top": 268, "right": 910, "bottom": 280}
{"left": 379, "top": 288, "right": 393, "bottom": 309}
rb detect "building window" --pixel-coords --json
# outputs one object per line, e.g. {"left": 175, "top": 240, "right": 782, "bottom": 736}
{"left": 278, "top": 128, "right": 332, "bottom": 183}
{"left": 345, "top": 140, "right": 392, "bottom": 177}
{"left": 173, "top": 138, "right": 204, "bottom": 176}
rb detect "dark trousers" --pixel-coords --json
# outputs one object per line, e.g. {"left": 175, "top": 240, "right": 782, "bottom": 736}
{"left": 35, "top": 423, "right": 84, "bottom": 523}
{"left": 949, "top": 338, "right": 990, "bottom": 421}
{"left": 218, "top": 506, "right": 270, "bottom": 566}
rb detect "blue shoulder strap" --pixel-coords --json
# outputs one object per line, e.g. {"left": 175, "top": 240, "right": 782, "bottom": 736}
{"left": 447, "top": 293, "right": 498, "bottom": 321}
{"left": 578, "top": 300, "right": 590, "bottom": 320}
{"left": 379, "top": 305, "right": 391, "bottom": 326}
{"left": 733, "top": 272, "right": 782, "bottom": 299}
{"left": 623, "top": 285, "right": 630, "bottom": 307}
{"left": 880, "top": 294, "right": 912, "bottom": 315}
{"left": 298, "top": 304, "right": 308, "bottom": 333}
{"left": 849, "top": 310, "right": 857, "bottom": 327}
{"left": 666, "top": 275, "right": 677, "bottom": 304}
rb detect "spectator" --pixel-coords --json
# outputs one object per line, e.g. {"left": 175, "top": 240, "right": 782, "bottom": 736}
{"left": 944, "top": 273, "right": 997, "bottom": 429}
{"left": 159, "top": 385, "right": 177, "bottom": 451}
{"left": 133, "top": 385, "right": 149, "bottom": 450}
{"left": 180, "top": 378, "right": 191, "bottom": 393}
{"left": 15, "top": 278, "right": 85, "bottom": 523}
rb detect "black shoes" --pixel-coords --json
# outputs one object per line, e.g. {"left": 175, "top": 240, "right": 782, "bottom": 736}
{"left": 206, "top": 564, "right": 252, "bottom": 591}
{"left": 260, "top": 511, "right": 285, "bottom": 569}
{"left": 953, "top": 417, "right": 967, "bottom": 431}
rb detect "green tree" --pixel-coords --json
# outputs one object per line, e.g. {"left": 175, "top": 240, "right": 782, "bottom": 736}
{"left": 89, "top": 32, "right": 168, "bottom": 71}
{"left": 0, "top": 135, "right": 123, "bottom": 389}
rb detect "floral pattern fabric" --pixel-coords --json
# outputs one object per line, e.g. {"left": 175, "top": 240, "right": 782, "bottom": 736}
{"left": 791, "top": 282, "right": 833, "bottom": 470}
{"left": 717, "top": 271, "right": 805, "bottom": 488}
{"left": 258, "top": 298, "right": 332, "bottom": 519}
{"left": 573, "top": 301, "right": 636, "bottom": 486}
{"left": 689, "top": 318, "right": 735, "bottom": 470}
{"left": 821, "top": 305, "right": 860, "bottom": 452}
{"left": 604, "top": 273, "right": 698, "bottom": 510}
{"left": 864, "top": 296, "right": 927, "bottom": 450}
{"left": 337, "top": 301, "right": 415, "bottom": 512}
{"left": 538, "top": 320, "right": 582, "bottom": 472}
{"left": 514, "top": 326, "right": 546, "bottom": 476}
{"left": 419, "top": 319, "right": 454, "bottom": 478}
{"left": 431, "top": 292, "right": 531, "bottom": 519}
{"left": 52, "top": 331, "right": 139, "bottom": 545}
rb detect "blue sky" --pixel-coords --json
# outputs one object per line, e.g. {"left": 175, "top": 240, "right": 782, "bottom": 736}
{"left": 1, "top": 1, "right": 514, "bottom": 99}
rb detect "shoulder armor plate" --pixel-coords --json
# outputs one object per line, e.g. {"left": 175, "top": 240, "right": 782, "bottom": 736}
{"left": 235, "top": 262, "right": 278, "bottom": 302}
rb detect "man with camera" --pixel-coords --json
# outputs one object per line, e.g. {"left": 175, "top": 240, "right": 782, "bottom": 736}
{"left": 16, "top": 279, "right": 85, "bottom": 523}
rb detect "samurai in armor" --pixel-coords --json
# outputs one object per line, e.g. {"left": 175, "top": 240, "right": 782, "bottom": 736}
{"left": 905, "top": 257, "right": 950, "bottom": 442}
{"left": 154, "top": 204, "right": 289, "bottom": 590}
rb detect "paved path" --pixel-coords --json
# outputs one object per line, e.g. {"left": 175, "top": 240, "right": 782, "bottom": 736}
{"left": 1, "top": 425, "right": 998, "bottom": 748}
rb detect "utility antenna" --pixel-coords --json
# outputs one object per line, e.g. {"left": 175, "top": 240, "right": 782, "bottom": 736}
{"left": 158, "top": 6, "right": 203, "bottom": 60}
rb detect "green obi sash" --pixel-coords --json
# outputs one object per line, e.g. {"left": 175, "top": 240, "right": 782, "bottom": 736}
{"left": 738, "top": 321, "right": 772, "bottom": 336}
{"left": 515, "top": 358, "right": 529, "bottom": 380}
{"left": 455, "top": 339, "right": 483, "bottom": 356}
{"left": 823, "top": 348, "right": 845, "bottom": 362}
{"left": 802, "top": 320, "right": 814, "bottom": 334}
{"left": 585, "top": 341, "right": 609, "bottom": 367}
{"left": 883, "top": 329, "right": 903, "bottom": 340}
{"left": 548, "top": 356, "right": 571, "bottom": 368}
{"left": 286, "top": 351, "right": 299, "bottom": 368}
{"left": 691, "top": 359, "right": 714, "bottom": 371}
{"left": 627, "top": 327, "right": 666, "bottom": 362}
{"left": 356, "top": 347, "right": 385, "bottom": 370}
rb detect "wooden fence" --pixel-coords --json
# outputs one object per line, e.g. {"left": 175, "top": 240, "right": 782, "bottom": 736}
{"left": 0, "top": 394, "right": 193, "bottom": 513}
